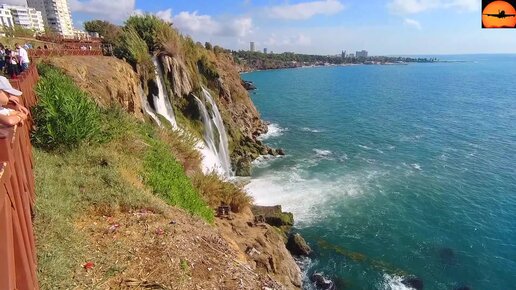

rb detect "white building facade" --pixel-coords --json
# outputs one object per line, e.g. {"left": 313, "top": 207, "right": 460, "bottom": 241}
{"left": 27, "top": 0, "right": 74, "bottom": 37}
{"left": 0, "top": 7, "right": 13, "bottom": 28}
{"left": 0, "top": 5, "right": 45, "bottom": 32}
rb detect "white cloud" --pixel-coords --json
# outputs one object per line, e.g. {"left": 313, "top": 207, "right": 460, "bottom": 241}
{"left": 173, "top": 11, "right": 253, "bottom": 38}
{"left": 404, "top": 18, "right": 422, "bottom": 29}
{"left": 70, "top": 0, "right": 135, "bottom": 21}
{"left": 267, "top": 0, "right": 345, "bottom": 20}
{"left": 388, "top": 0, "right": 479, "bottom": 14}
{"left": 154, "top": 8, "right": 173, "bottom": 23}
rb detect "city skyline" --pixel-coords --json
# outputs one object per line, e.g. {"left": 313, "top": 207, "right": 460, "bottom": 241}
{"left": 1, "top": 0, "right": 516, "bottom": 55}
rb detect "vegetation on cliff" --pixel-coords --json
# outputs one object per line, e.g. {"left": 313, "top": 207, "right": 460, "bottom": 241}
{"left": 32, "top": 65, "right": 263, "bottom": 287}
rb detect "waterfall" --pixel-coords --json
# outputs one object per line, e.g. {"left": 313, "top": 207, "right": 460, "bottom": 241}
{"left": 193, "top": 88, "right": 233, "bottom": 176}
{"left": 139, "top": 86, "right": 161, "bottom": 125}
{"left": 202, "top": 87, "right": 232, "bottom": 175}
{"left": 151, "top": 56, "right": 177, "bottom": 129}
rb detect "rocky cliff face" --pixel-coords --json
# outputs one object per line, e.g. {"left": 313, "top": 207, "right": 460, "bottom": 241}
{"left": 159, "top": 51, "right": 275, "bottom": 176}
{"left": 44, "top": 56, "right": 144, "bottom": 119}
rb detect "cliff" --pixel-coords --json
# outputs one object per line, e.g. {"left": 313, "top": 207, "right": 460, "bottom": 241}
{"left": 42, "top": 56, "right": 144, "bottom": 119}
{"left": 41, "top": 54, "right": 301, "bottom": 289}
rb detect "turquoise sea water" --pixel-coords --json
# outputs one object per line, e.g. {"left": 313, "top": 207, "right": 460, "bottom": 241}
{"left": 244, "top": 55, "right": 516, "bottom": 290}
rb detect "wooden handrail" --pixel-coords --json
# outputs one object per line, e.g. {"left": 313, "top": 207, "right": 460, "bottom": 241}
{"left": 0, "top": 64, "right": 39, "bottom": 290}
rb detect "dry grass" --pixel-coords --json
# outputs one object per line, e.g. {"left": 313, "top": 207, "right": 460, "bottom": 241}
{"left": 192, "top": 172, "right": 253, "bottom": 213}
{"left": 156, "top": 128, "right": 202, "bottom": 175}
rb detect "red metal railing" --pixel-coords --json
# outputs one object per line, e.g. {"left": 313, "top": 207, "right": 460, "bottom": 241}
{"left": 29, "top": 48, "right": 103, "bottom": 59}
{"left": 0, "top": 64, "right": 39, "bottom": 290}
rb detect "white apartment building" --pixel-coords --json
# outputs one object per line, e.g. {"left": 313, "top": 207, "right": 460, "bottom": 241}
{"left": 0, "top": 4, "right": 45, "bottom": 32}
{"left": 27, "top": 0, "right": 74, "bottom": 37}
{"left": 0, "top": 7, "right": 13, "bottom": 28}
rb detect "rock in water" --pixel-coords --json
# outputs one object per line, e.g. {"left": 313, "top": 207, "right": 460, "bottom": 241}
{"left": 402, "top": 276, "right": 424, "bottom": 290}
{"left": 312, "top": 273, "right": 335, "bottom": 290}
{"left": 287, "top": 233, "right": 312, "bottom": 256}
{"left": 235, "top": 158, "right": 252, "bottom": 176}
{"left": 251, "top": 205, "right": 294, "bottom": 236}
{"left": 438, "top": 247, "right": 456, "bottom": 265}
{"left": 277, "top": 148, "right": 286, "bottom": 155}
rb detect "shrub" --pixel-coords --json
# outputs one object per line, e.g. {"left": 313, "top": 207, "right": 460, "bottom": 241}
{"left": 144, "top": 140, "right": 214, "bottom": 223}
{"left": 192, "top": 172, "right": 252, "bottom": 213}
{"left": 32, "top": 64, "right": 102, "bottom": 150}
{"left": 125, "top": 14, "right": 177, "bottom": 52}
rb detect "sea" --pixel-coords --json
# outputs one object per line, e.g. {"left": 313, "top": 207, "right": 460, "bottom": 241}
{"left": 243, "top": 55, "right": 516, "bottom": 290}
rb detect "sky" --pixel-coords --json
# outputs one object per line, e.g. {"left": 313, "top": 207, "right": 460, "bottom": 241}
{"left": 4, "top": 0, "right": 516, "bottom": 55}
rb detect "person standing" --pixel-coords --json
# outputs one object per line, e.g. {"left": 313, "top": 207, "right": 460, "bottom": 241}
{"left": 0, "top": 76, "right": 27, "bottom": 126}
{"left": 15, "top": 43, "right": 30, "bottom": 72}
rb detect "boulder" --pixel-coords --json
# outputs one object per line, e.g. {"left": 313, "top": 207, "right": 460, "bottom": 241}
{"left": 402, "top": 276, "right": 424, "bottom": 290}
{"left": 251, "top": 205, "right": 294, "bottom": 231}
{"left": 287, "top": 233, "right": 312, "bottom": 256}
{"left": 312, "top": 273, "right": 335, "bottom": 290}
{"left": 277, "top": 148, "right": 286, "bottom": 156}
{"left": 235, "top": 158, "right": 252, "bottom": 176}
{"left": 242, "top": 80, "right": 257, "bottom": 90}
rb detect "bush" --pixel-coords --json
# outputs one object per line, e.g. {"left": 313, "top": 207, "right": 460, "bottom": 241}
{"left": 125, "top": 14, "right": 177, "bottom": 52}
{"left": 32, "top": 64, "right": 102, "bottom": 150}
{"left": 192, "top": 172, "right": 252, "bottom": 213}
{"left": 144, "top": 140, "right": 214, "bottom": 223}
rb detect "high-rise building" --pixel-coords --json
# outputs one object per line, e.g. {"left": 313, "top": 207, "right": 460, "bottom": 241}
{"left": 250, "top": 41, "right": 255, "bottom": 52}
{"left": 27, "top": 0, "right": 74, "bottom": 37}
{"left": 356, "top": 50, "right": 368, "bottom": 58}
{"left": 341, "top": 50, "right": 346, "bottom": 58}
{"left": 0, "top": 7, "right": 14, "bottom": 28}
{"left": 264, "top": 48, "right": 268, "bottom": 54}
{"left": 0, "top": 4, "right": 44, "bottom": 32}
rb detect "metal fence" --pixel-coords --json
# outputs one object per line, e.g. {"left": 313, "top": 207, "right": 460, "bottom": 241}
{"left": 0, "top": 64, "right": 39, "bottom": 290}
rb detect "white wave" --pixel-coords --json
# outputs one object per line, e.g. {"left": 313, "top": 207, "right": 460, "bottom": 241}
{"left": 359, "top": 144, "right": 372, "bottom": 150}
{"left": 339, "top": 153, "right": 349, "bottom": 162}
{"left": 246, "top": 168, "right": 385, "bottom": 225}
{"left": 376, "top": 149, "right": 385, "bottom": 154}
{"left": 382, "top": 274, "right": 415, "bottom": 290}
{"left": 251, "top": 154, "right": 283, "bottom": 168}
{"left": 301, "top": 127, "right": 323, "bottom": 133}
{"left": 313, "top": 149, "right": 333, "bottom": 158}
{"left": 258, "top": 123, "right": 287, "bottom": 141}
{"left": 411, "top": 163, "right": 422, "bottom": 171}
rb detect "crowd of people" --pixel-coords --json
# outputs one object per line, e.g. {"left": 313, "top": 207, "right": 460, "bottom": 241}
{"left": 0, "top": 75, "right": 28, "bottom": 127}
{"left": 0, "top": 43, "right": 31, "bottom": 79}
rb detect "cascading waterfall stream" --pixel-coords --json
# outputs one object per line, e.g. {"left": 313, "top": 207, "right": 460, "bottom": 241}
{"left": 138, "top": 56, "right": 233, "bottom": 177}
{"left": 201, "top": 87, "right": 232, "bottom": 175}
{"left": 194, "top": 88, "right": 233, "bottom": 176}
{"left": 151, "top": 56, "right": 177, "bottom": 129}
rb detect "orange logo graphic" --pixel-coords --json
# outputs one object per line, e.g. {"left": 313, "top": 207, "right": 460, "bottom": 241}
{"left": 483, "top": 0, "right": 516, "bottom": 28}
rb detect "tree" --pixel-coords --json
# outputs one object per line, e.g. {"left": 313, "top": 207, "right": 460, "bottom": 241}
{"left": 205, "top": 42, "right": 212, "bottom": 51}
{"left": 84, "top": 20, "right": 121, "bottom": 44}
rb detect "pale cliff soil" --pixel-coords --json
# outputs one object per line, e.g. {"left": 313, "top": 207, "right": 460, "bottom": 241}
{"left": 72, "top": 206, "right": 300, "bottom": 289}
{"left": 41, "top": 56, "right": 144, "bottom": 119}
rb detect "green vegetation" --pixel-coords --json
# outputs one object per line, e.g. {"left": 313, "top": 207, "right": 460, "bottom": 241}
{"left": 83, "top": 20, "right": 121, "bottom": 44}
{"left": 33, "top": 65, "right": 255, "bottom": 286}
{"left": 144, "top": 139, "right": 214, "bottom": 223}
{"left": 32, "top": 64, "right": 102, "bottom": 150}
{"left": 1, "top": 25, "right": 36, "bottom": 38}
{"left": 192, "top": 172, "right": 252, "bottom": 213}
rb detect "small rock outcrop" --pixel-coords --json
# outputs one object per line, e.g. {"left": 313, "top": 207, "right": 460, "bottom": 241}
{"left": 251, "top": 205, "right": 294, "bottom": 234}
{"left": 242, "top": 80, "right": 257, "bottom": 90}
{"left": 287, "top": 233, "right": 312, "bottom": 256}
{"left": 402, "top": 276, "right": 424, "bottom": 290}
{"left": 311, "top": 273, "right": 336, "bottom": 290}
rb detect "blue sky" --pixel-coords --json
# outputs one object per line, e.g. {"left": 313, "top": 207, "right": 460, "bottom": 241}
{"left": 7, "top": 0, "right": 516, "bottom": 55}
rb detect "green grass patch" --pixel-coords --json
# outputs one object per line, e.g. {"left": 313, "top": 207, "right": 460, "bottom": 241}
{"left": 32, "top": 64, "right": 103, "bottom": 150}
{"left": 143, "top": 139, "right": 214, "bottom": 223}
